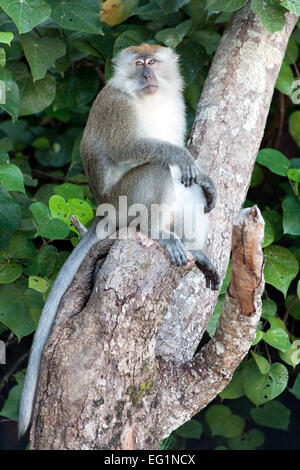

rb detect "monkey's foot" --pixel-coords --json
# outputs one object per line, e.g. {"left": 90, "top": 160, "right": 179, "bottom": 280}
{"left": 160, "top": 238, "right": 188, "bottom": 266}
{"left": 193, "top": 250, "right": 220, "bottom": 291}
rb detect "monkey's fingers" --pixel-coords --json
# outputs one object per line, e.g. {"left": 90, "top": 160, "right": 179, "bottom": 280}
{"left": 190, "top": 165, "right": 198, "bottom": 184}
{"left": 180, "top": 166, "right": 196, "bottom": 187}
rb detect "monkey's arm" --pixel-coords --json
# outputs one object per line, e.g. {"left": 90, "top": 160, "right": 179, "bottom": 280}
{"left": 111, "top": 138, "right": 203, "bottom": 188}
{"left": 81, "top": 86, "right": 202, "bottom": 188}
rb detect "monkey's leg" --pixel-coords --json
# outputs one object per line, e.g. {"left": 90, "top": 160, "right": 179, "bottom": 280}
{"left": 172, "top": 187, "right": 220, "bottom": 290}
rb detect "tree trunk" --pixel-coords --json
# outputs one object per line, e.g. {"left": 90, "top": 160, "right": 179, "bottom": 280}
{"left": 30, "top": 6, "right": 298, "bottom": 450}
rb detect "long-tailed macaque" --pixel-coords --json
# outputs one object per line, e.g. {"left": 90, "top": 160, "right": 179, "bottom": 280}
{"left": 18, "top": 44, "right": 220, "bottom": 437}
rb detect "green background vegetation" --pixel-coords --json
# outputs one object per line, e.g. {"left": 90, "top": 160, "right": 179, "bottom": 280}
{"left": 0, "top": 0, "right": 299, "bottom": 450}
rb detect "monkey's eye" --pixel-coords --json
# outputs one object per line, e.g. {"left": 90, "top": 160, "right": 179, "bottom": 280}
{"left": 148, "top": 58, "right": 156, "bottom": 65}
{"left": 135, "top": 60, "right": 143, "bottom": 66}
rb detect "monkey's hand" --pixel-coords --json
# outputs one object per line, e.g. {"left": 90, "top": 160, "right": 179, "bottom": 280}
{"left": 180, "top": 163, "right": 200, "bottom": 188}
{"left": 179, "top": 161, "right": 217, "bottom": 213}
{"left": 198, "top": 173, "right": 216, "bottom": 213}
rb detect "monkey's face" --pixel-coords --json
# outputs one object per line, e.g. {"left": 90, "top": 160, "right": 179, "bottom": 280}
{"left": 110, "top": 44, "right": 183, "bottom": 97}
{"left": 134, "top": 55, "right": 159, "bottom": 95}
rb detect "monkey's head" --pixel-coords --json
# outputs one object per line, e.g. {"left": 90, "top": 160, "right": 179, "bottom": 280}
{"left": 110, "top": 44, "right": 183, "bottom": 97}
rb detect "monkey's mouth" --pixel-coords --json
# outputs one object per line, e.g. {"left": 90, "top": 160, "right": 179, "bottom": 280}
{"left": 141, "top": 85, "right": 159, "bottom": 94}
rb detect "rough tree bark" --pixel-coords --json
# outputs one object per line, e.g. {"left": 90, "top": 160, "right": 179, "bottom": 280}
{"left": 30, "top": 5, "right": 298, "bottom": 450}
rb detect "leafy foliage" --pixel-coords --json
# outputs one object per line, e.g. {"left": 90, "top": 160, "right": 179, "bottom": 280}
{"left": 0, "top": 0, "right": 299, "bottom": 451}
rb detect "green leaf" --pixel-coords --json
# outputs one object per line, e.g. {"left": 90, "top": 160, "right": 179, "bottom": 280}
{"left": 68, "top": 36, "right": 100, "bottom": 58}
{"left": 279, "top": 340, "right": 300, "bottom": 367}
{"left": 282, "top": 194, "right": 300, "bottom": 236}
{"left": 0, "top": 0, "right": 51, "bottom": 34}
{"left": 0, "top": 150, "right": 9, "bottom": 165}
{"left": 250, "top": 163, "right": 264, "bottom": 188}
{"left": 0, "top": 67, "right": 20, "bottom": 122}
{"left": 0, "top": 280, "right": 35, "bottom": 339}
{"left": 250, "top": 351, "right": 270, "bottom": 374}
{"left": 24, "top": 288, "right": 44, "bottom": 328}
{"left": 54, "top": 183, "right": 84, "bottom": 200}
{"left": 0, "top": 260, "right": 22, "bottom": 283}
{"left": 219, "top": 366, "right": 245, "bottom": 399}
{"left": 113, "top": 29, "right": 150, "bottom": 56}
{"left": 21, "top": 33, "right": 66, "bottom": 81}
{"left": 67, "top": 135, "right": 84, "bottom": 177}
{"left": 289, "top": 110, "right": 300, "bottom": 147}
{"left": 32, "top": 136, "right": 50, "bottom": 150}
{"left": 287, "top": 298, "right": 300, "bottom": 321}
{"left": 52, "top": 67, "right": 99, "bottom": 111}
{"left": 251, "top": 0, "right": 286, "bottom": 34}
{"left": 287, "top": 168, "right": 300, "bottom": 182}
{"left": 17, "top": 71, "right": 56, "bottom": 117}
{"left": 263, "top": 327, "right": 291, "bottom": 352}
{"left": 264, "top": 245, "right": 298, "bottom": 297}
{"left": 0, "top": 118, "right": 32, "bottom": 148}
{"left": 268, "top": 316, "right": 286, "bottom": 330}
{"left": 275, "top": 61, "right": 294, "bottom": 96}
{"left": 206, "top": 0, "right": 248, "bottom": 12}
{"left": 35, "top": 135, "right": 73, "bottom": 168}
{"left": 285, "top": 36, "right": 299, "bottom": 65}
{"left": 0, "top": 32, "right": 14, "bottom": 46}
{"left": 0, "top": 382, "right": 23, "bottom": 421}
{"left": 220, "top": 261, "right": 231, "bottom": 295}
{"left": 205, "top": 405, "right": 245, "bottom": 438}
{"left": 38, "top": 244, "right": 58, "bottom": 277}
{"left": 28, "top": 275, "right": 49, "bottom": 293}
{"left": 188, "top": 30, "right": 221, "bottom": 55}
{"left": 262, "top": 210, "right": 283, "bottom": 242}
{"left": 176, "top": 41, "right": 206, "bottom": 86}
{"left": 281, "top": 0, "right": 300, "bottom": 14}
{"left": 159, "top": 434, "right": 177, "bottom": 450}
{"left": 206, "top": 295, "right": 224, "bottom": 337}
{"left": 252, "top": 330, "right": 264, "bottom": 346}
{"left": 0, "top": 163, "right": 25, "bottom": 194}
{"left": 0, "top": 187, "right": 21, "bottom": 250}
{"left": 0, "top": 232, "right": 36, "bottom": 260}
{"left": 48, "top": 0, "right": 102, "bottom": 35}
{"left": 30, "top": 201, "right": 69, "bottom": 240}
{"left": 185, "top": 80, "right": 202, "bottom": 112}
{"left": 250, "top": 401, "right": 290, "bottom": 430}
{"left": 227, "top": 429, "right": 265, "bottom": 450}
{"left": 154, "top": 0, "right": 190, "bottom": 13}
{"left": 175, "top": 419, "right": 203, "bottom": 438}
{"left": 155, "top": 20, "right": 192, "bottom": 48}
{"left": 256, "top": 148, "right": 290, "bottom": 176}
{"left": 290, "top": 372, "right": 300, "bottom": 399}
{"left": 243, "top": 360, "right": 288, "bottom": 405}
{"left": 49, "top": 195, "right": 93, "bottom": 233}
{"left": 262, "top": 218, "right": 274, "bottom": 248}
{"left": 0, "top": 47, "right": 6, "bottom": 67}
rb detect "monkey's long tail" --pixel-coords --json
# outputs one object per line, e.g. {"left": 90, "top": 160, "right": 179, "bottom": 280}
{"left": 18, "top": 219, "right": 100, "bottom": 438}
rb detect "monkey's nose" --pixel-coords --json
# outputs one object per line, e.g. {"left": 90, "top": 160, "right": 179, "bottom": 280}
{"left": 143, "top": 67, "right": 152, "bottom": 82}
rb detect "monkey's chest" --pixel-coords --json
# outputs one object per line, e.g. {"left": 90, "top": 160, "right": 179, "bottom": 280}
{"left": 134, "top": 98, "right": 185, "bottom": 146}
